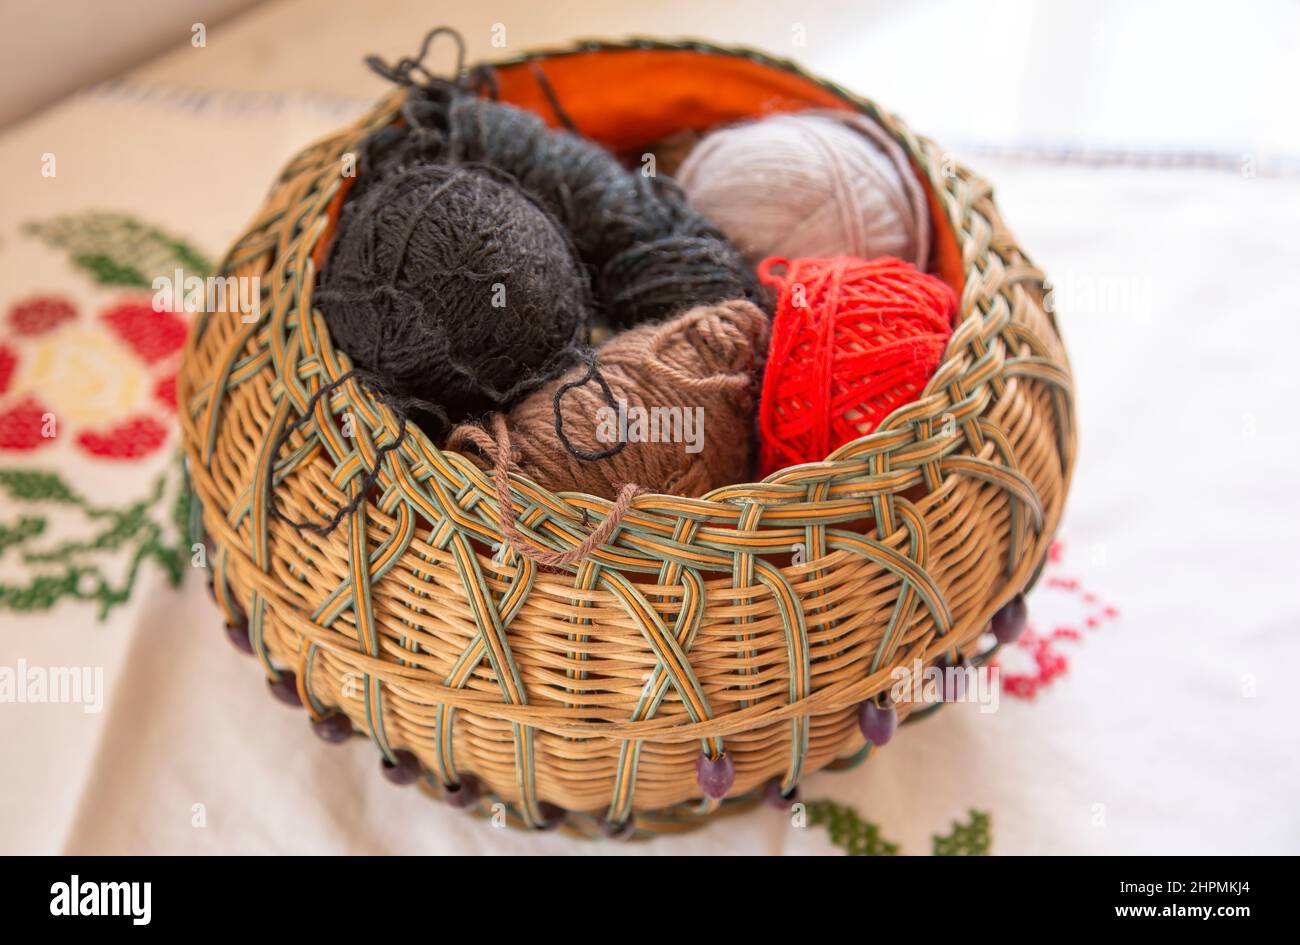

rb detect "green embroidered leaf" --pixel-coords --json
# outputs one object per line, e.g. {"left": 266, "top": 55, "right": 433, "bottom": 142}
{"left": 933, "top": 809, "right": 992, "bottom": 856}
{"left": 0, "top": 457, "right": 192, "bottom": 619}
{"left": 175, "top": 461, "right": 203, "bottom": 548}
{"left": 22, "top": 504, "right": 154, "bottom": 562}
{"left": 804, "top": 799, "right": 900, "bottom": 856}
{"left": 0, "top": 515, "right": 46, "bottom": 555}
{"left": 0, "top": 469, "right": 84, "bottom": 505}
{"left": 24, "top": 211, "right": 213, "bottom": 287}
{"left": 71, "top": 253, "right": 150, "bottom": 288}
{"left": 0, "top": 566, "right": 96, "bottom": 613}
{"left": 800, "top": 801, "right": 992, "bottom": 856}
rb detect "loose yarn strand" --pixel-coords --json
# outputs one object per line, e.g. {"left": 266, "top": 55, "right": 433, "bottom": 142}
{"left": 267, "top": 368, "right": 449, "bottom": 537}
{"left": 466, "top": 63, "right": 500, "bottom": 100}
{"left": 552, "top": 351, "right": 627, "bottom": 462}
{"left": 365, "top": 25, "right": 466, "bottom": 90}
{"left": 528, "top": 61, "right": 580, "bottom": 134}
{"left": 489, "top": 415, "right": 644, "bottom": 568}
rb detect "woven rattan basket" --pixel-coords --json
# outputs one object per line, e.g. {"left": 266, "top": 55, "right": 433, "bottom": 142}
{"left": 178, "top": 38, "right": 1075, "bottom": 838}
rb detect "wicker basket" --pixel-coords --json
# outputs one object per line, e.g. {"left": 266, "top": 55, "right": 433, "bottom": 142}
{"left": 178, "top": 38, "right": 1075, "bottom": 838}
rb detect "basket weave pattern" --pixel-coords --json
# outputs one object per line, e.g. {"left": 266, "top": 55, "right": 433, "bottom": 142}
{"left": 178, "top": 41, "right": 1075, "bottom": 833}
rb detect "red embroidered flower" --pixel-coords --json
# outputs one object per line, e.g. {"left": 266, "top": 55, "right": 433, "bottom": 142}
{"left": 0, "top": 395, "right": 56, "bottom": 452}
{"left": 0, "top": 344, "right": 17, "bottom": 395}
{"left": 101, "top": 301, "right": 187, "bottom": 364}
{"left": 76, "top": 416, "right": 170, "bottom": 459}
{"left": 9, "top": 295, "right": 77, "bottom": 335}
{"left": 0, "top": 292, "right": 181, "bottom": 460}
{"left": 153, "top": 374, "right": 177, "bottom": 411}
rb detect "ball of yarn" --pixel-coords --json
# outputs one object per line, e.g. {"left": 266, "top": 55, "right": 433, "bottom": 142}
{"left": 757, "top": 256, "right": 956, "bottom": 476}
{"left": 357, "top": 88, "right": 766, "bottom": 329}
{"left": 677, "top": 111, "right": 932, "bottom": 269}
{"left": 317, "top": 163, "right": 589, "bottom": 433}
{"left": 448, "top": 300, "right": 769, "bottom": 500}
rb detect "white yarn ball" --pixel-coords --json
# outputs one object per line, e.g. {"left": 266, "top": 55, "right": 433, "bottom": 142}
{"left": 676, "top": 110, "right": 931, "bottom": 268}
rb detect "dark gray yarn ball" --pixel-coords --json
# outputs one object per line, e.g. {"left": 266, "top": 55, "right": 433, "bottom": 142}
{"left": 316, "top": 164, "right": 590, "bottom": 433}
{"left": 353, "top": 88, "right": 767, "bottom": 330}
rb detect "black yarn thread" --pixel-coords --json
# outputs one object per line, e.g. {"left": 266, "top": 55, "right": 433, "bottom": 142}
{"left": 528, "top": 61, "right": 580, "bottom": 134}
{"left": 363, "top": 25, "right": 465, "bottom": 90}
{"left": 552, "top": 351, "right": 628, "bottom": 462}
{"left": 267, "top": 369, "right": 450, "bottom": 536}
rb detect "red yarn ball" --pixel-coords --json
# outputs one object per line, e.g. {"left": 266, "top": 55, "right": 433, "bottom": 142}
{"left": 757, "top": 256, "right": 956, "bottom": 476}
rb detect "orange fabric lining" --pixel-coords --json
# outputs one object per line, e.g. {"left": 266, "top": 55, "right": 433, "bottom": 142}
{"left": 495, "top": 50, "right": 852, "bottom": 146}
{"left": 919, "top": 169, "right": 963, "bottom": 296}
{"left": 313, "top": 180, "right": 352, "bottom": 274}
{"left": 312, "top": 47, "right": 962, "bottom": 295}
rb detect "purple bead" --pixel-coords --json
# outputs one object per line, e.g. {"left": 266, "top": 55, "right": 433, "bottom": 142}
{"left": 858, "top": 695, "right": 897, "bottom": 746}
{"left": 381, "top": 749, "right": 422, "bottom": 785}
{"left": 763, "top": 777, "right": 800, "bottom": 809}
{"left": 598, "top": 817, "right": 636, "bottom": 841}
{"left": 268, "top": 671, "right": 301, "bottom": 706}
{"left": 311, "top": 712, "right": 353, "bottom": 743}
{"left": 441, "top": 774, "right": 481, "bottom": 809}
{"left": 224, "top": 621, "right": 254, "bottom": 655}
{"left": 696, "top": 752, "right": 734, "bottom": 799}
{"left": 991, "top": 595, "right": 1028, "bottom": 645}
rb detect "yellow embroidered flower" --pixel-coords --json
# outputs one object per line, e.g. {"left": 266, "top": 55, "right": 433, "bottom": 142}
{"left": 14, "top": 325, "right": 144, "bottom": 424}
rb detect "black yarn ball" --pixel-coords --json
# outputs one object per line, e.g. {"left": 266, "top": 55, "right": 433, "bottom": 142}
{"left": 353, "top": 87, "right": 767, "bottom": 330}
{"left": 316, "top": 163, "right": 590, "bottom": 433}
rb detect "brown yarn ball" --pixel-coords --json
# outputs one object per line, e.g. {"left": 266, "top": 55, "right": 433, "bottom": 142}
{"left": 448, "top": 300, "right": 769, "bottom": 500}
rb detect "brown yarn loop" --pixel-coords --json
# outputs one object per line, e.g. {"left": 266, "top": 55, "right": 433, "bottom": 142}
{"left": 487, "top": 414, "right": 645, "bottom": 568}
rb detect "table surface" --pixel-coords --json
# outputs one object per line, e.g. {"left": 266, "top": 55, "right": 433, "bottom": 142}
{"left": 2, "top": 0, "right": 1297, "bottom": 855}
